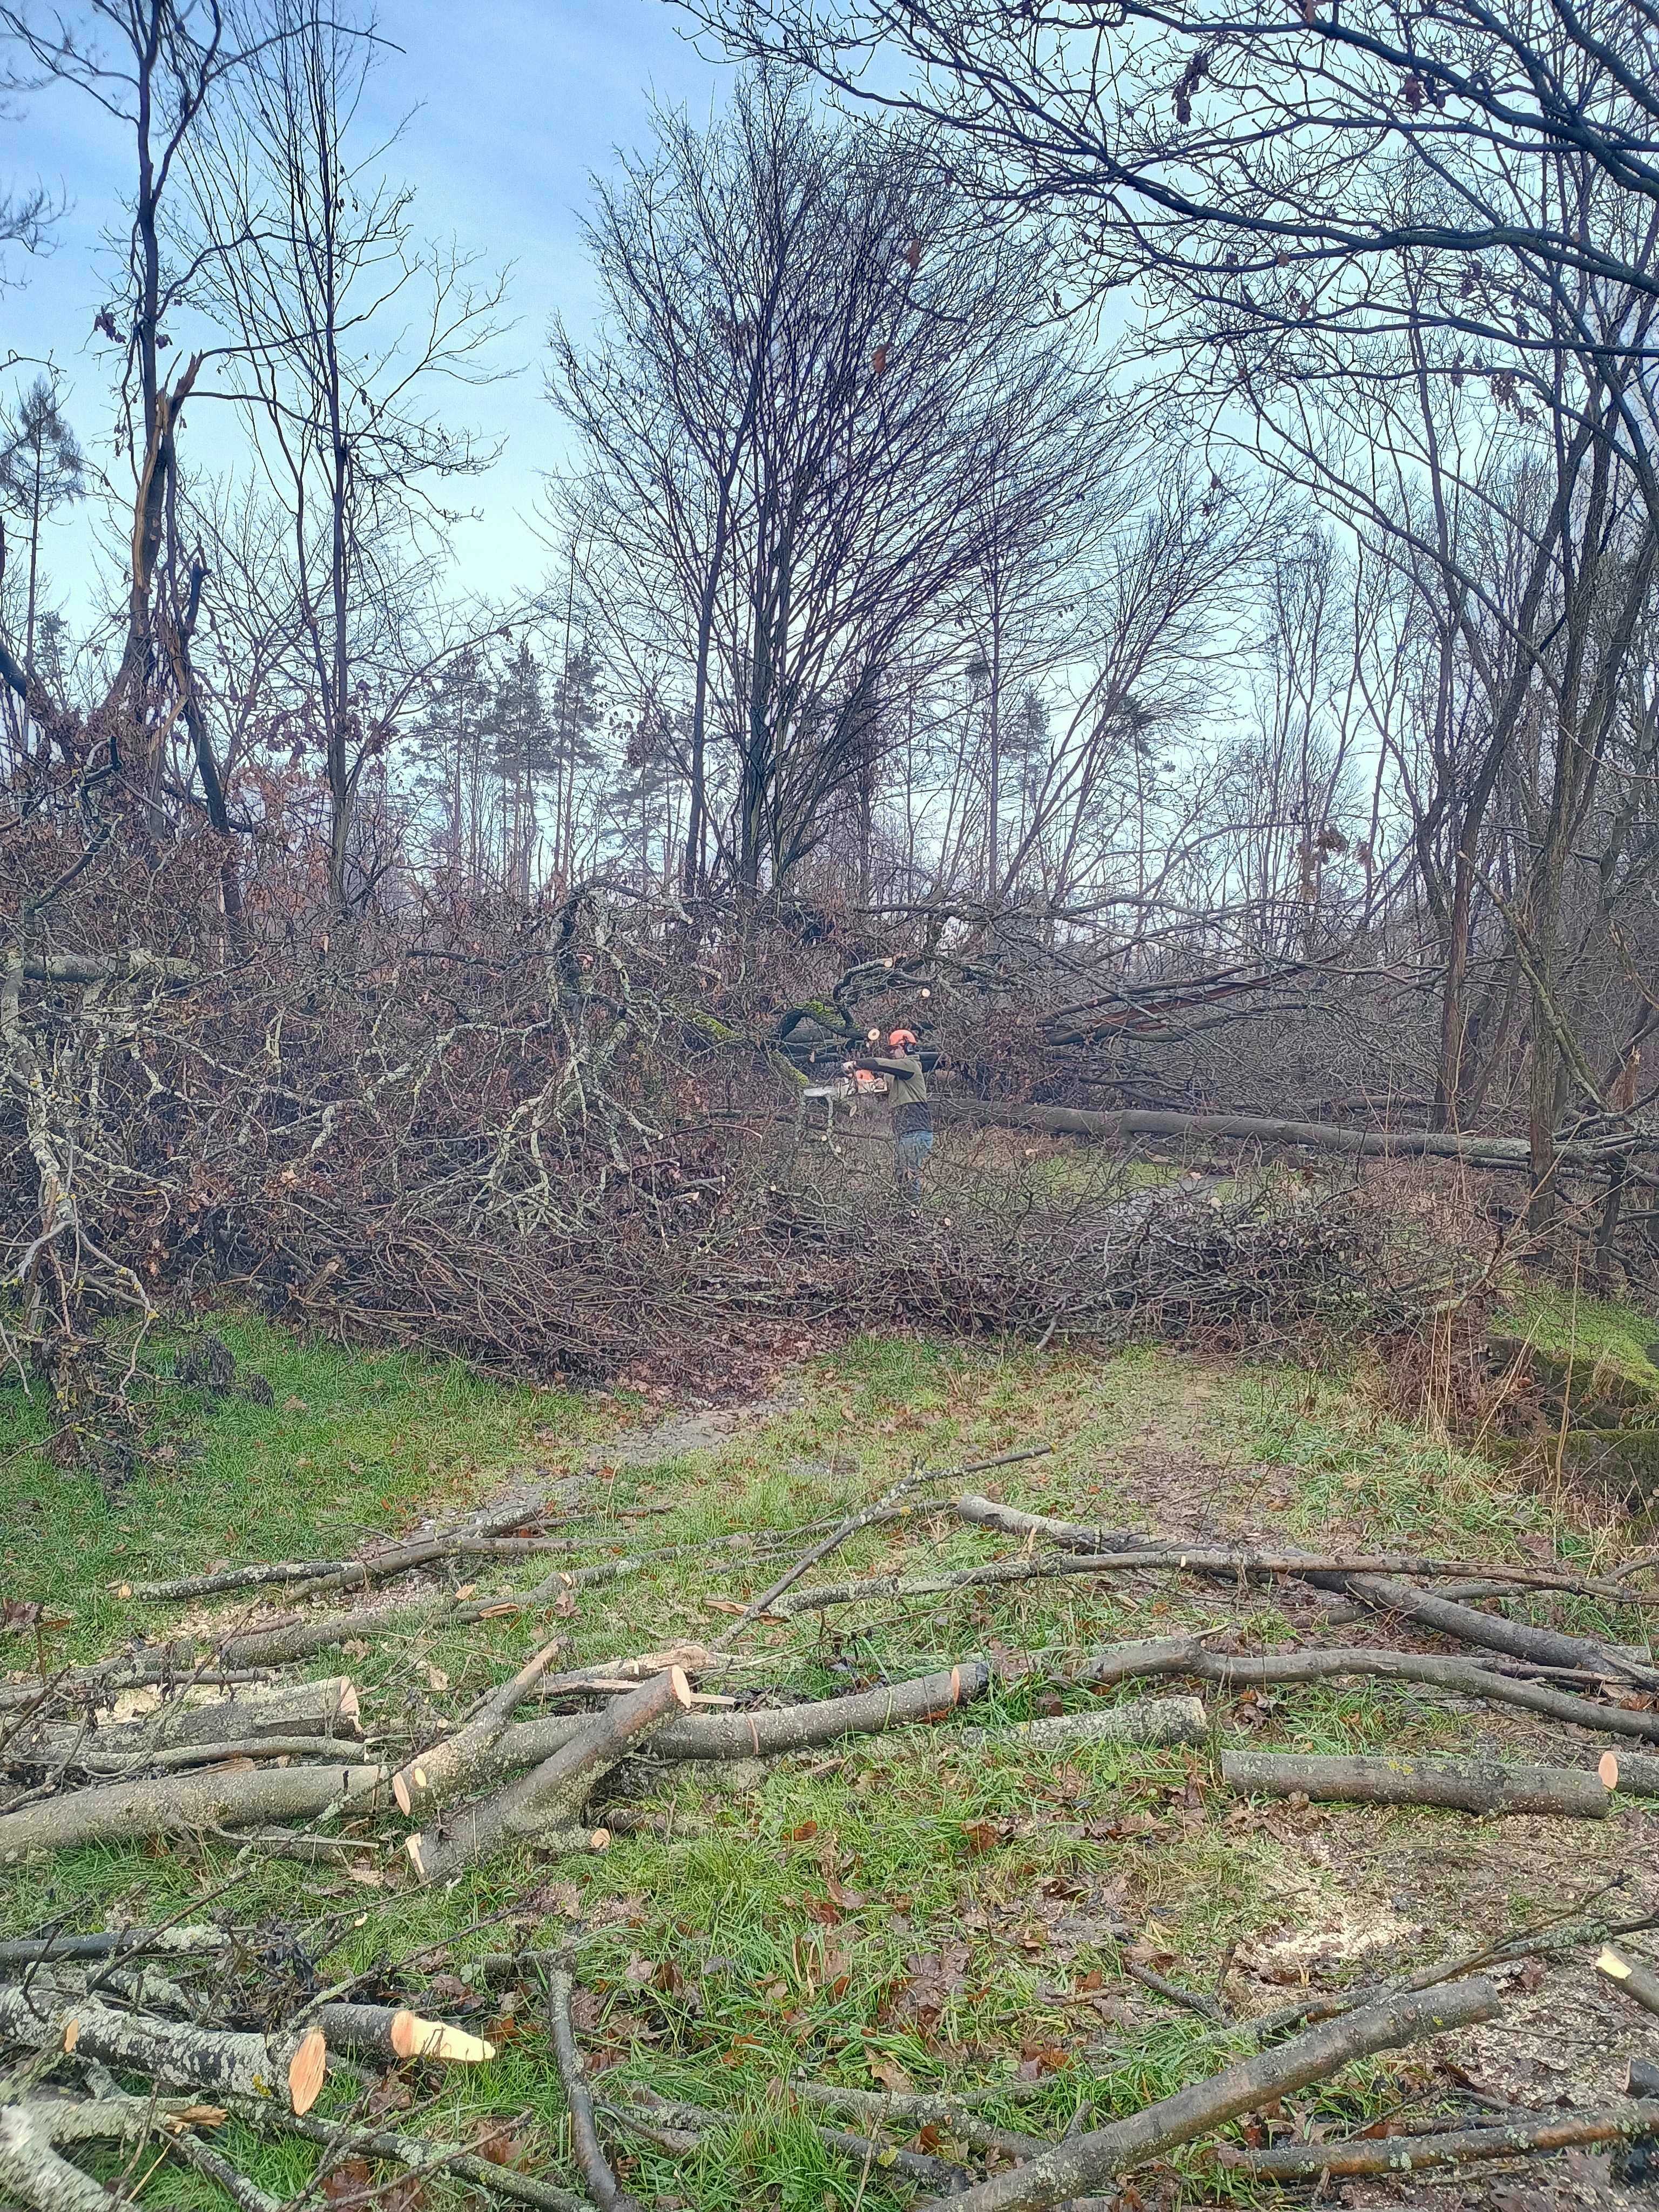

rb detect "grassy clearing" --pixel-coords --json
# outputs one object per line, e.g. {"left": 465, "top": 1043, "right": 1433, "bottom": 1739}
{"left": 1, "top": 1326, "right": 1652, "bottom": 2209}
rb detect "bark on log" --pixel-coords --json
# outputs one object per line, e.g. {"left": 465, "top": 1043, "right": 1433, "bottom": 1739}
{"left": 548, "top": 1966, "right": 645, "bottom": 2212}
{"left": 1596, "top": 1946, "right": 1659, "bottom": 2018}
{"left": 8, "top": 1679, "right": 361, "bottom": 1765}
{"left": 960, "top": 1697, "right": 1206, "bottom": 1750}
{"left": 242, "top": 2107, "right": 594, "bottom": 2212}
{"left": 1630, "top": 2057, "right": 1659, "bottom": 2099}
{"left": 1077, "top": 1634, "right": 1659, "bottom": 1741}
{"left": 490, "top": 1663, "right": 990, "bottom": 1784}
{"left": 64, "top": 1734, "right": 377, "bottom": 1776}
{"left": 1222, "top": 2099, "right": 1659, "bottom": 2177}
{"left": 1221, "top": 1749, "right": 1609, "bottom": 1817}
{"left": 1318, "top": 1572, "right": 1659, "bottom": 1689}
{"left": 0, "top": 1988, "right": 326, "bottom": 2110}
{"left": 134, "top": 1495, "right": 570, "bottom": 1602}
{"left": 0, "top": 1761, "right": 387, "bottom": 1860}
{"left": 912, "top": 1978, "right": 1502, "bottom": 2212}
{"left": 0, "top": 1926, "right": 225, "bottom": 1966}
{"left": 392, "top": 1636, "right": 564, "bottom": 1817}
{"left": 0, "top": 2103, "right": 117, "bottom": 2212}
{"left": 313, "top": 2002, "right": 495, "bottom": 2064}
{"left": 0, "top": 1642, "right": 198, "bottom": 1712}
{"left": 1600, "top": 1749, "right": 1659, "bottom": 1792}
{"left": 407, "top": 1671, "right": 690, "bottom": 1884}
{"left": 216, "top": 1564, "right": 634, "bottom": 1671}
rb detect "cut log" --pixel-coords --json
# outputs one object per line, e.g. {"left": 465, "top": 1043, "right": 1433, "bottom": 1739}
{"left": 64, "top": 1735, "right": 377, "bottom": 1776}
{"left": 960, "top": 1696, "right": 1206, "bottom": 1749}
{"left": 1220, "top": 1749, "right": 1609, "bottom": 1818}
{"left": 1600, "top": 1749, "right": 1659, "bottom": 1792}
{"left": 548, "top": 1966, "right": 644, "bottom": 2212}
{"left": 911, "top": 1977, "right": 1502, "bottom": 2212}
{"left": 406, "top": 1670, "right": 689, "bottom": 1884}
{"left": 392, "top": 1635, "right": 564, "bottom": 1817}
{"left": 314, "top": 2002, "right": 495, "bottom": 2064}
{"left": 0, "top": 2102, "right": 117, "bottom": 2212}
{"left": 0, "top": 1988, "right": 326, "bottom": 2112}
{"left": 0, "top": 1761, "right": 387, "bottom": 1860}
{"left": 1078, "top": 1634, "right": 1659, "bottom": 1741}
{"left": 472, "top": 1664, "right": 990, "bottom": 1796}
{"left": 1222, "top": 2099, "right": 1659, "bottom": 2177}
{"left": 1596, "top": 1946, "right": 1659, "bottom": 2018}
{"left": 8, "top": 1678, "right": 361, "bottom": 1765}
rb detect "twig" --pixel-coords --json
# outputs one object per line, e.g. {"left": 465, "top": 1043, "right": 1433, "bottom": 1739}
{"left": 545, "top": 1967, "right": 644, "bottom": 2212}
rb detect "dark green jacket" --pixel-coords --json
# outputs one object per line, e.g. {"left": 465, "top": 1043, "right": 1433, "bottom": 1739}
{"left": 864, "top": 1053, "right": 931, "bottom": 1136}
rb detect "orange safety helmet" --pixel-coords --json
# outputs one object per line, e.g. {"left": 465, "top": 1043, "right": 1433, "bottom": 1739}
{"left": 888, "top": 1028, "right": 919, "bottom": 1049}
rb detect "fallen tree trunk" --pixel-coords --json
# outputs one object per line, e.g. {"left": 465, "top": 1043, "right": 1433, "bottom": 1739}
{"left": 407, "top": 1671, "right": 690, "bottom": 1884}
{"left": 1220, "top": 1748, "right": 1609, "bottom": 1817}
{"left": 0, "top": 1761, "right": 387, "bottom": 1860}
{"left": 960, "top": 1697, "right": 1205, "bottom": 1750}
{"left": 911, "top": 1977, "right": 1502, "bottom": 2212}
{"left": 0, "top": 1988, "right": 326, "bottom": 2111}
{"left": 1077, "top": 1634, "right": 1659, "bottom": 1741}
{"left": 1221, "top": 2099, "right": 1659, "bottom": 2179}
{"left": 935, "top": 1098, "right": 1647, "bottom": 1174}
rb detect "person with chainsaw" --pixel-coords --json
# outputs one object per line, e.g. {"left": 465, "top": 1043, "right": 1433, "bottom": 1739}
{"left": 846, "top": 1027, "right": 933, "bottom": 1195}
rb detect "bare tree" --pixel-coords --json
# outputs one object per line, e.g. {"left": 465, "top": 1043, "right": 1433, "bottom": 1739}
{"left": 184, "top": 0, "right": 508, "bottom": 908}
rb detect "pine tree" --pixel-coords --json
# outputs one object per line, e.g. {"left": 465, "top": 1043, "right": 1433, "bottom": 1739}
{"left": 0, "top": 375, "right": 83, "bottom": 757}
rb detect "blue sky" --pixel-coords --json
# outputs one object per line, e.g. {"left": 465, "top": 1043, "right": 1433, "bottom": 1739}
{"left": 1, "top": 0, "right": 731, "bottom": 611}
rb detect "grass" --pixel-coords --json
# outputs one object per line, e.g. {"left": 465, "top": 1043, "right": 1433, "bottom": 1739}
{"left": 1, "top": 1323, "right": 1650, "bottom": 2208}
{"left": 1495, "top": 1284, "right": 1659, "bottom": 1395}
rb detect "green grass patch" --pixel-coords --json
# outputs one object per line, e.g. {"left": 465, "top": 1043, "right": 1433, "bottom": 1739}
{"left": 1496, "top": 1284, "right": 1659, "bottom": 1394}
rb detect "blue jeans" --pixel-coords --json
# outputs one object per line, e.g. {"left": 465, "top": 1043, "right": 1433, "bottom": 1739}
{"left": 896, "top": 1128, "right": 934, "bottom": 1194}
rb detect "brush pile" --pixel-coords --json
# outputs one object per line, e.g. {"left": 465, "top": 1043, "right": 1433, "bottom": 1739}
{"left": 5, "top": 1449, "right": 1659, "bottom": 2210}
